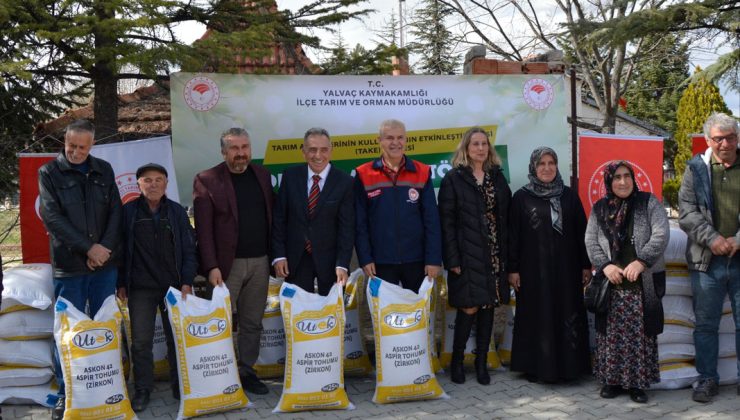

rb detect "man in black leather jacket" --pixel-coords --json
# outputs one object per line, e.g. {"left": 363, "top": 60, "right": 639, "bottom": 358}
{"left": 38, "top": 119, "right": 122, "bottom": 420}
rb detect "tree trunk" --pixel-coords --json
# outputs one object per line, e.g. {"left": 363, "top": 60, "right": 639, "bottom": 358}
{"left": 602, "top": 108, "right": 617, "bottom": 134}
{"left": 92, "top": 1, "right": 118, "bottom": 141}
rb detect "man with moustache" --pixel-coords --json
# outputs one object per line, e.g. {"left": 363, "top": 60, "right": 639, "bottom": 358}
{"left": 272, "top": 127, "right": 354, "bottom": 295}
{"left": 354, "top": 119, "right": 442, "bottom": 292}
{"left": 117, "top": 163, "right": 197, "bottom": 411}
{"left": 38, "top": 119, "right": 122, "bottom": 420}
{"left": 679, "top": 112, "right": 740, "bottom": 402}
{"left": 193, "top": 128, "right": 274, "bottom": 395}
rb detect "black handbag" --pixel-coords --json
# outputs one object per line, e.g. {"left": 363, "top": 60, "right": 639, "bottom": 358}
{"left": 584, "top": 271, "right": 611, "bottom": 314}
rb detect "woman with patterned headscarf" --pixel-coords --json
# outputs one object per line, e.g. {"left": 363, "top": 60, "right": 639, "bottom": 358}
{"left": 585, "top": 161, "right": 668, "bottom": 403}
{"left": 508, "top": 147, "right": 592, "bottom": 383}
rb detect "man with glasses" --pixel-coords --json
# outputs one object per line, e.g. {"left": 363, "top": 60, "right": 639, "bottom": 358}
{"left": 679, "top": 112, "right": 739, "bottom": 402}
{"left": 271, "top": 128, "right": 354, "bottom": 296}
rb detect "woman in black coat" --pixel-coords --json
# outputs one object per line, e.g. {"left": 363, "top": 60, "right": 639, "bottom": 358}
{"left": 508, "top": 147, "right": 592, "bottom": 383}
{"left": 438, "top": 127, "right": 511, "bottom": 385}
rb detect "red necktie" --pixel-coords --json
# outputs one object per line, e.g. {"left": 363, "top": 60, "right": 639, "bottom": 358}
{"left": 305, "top": 174, "right": 320, "bottom": 253}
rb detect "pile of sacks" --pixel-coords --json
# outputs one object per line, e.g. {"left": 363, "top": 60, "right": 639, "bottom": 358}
{"left": 655, "top": 224, "right": 737, "bottom": 389}
{"left": 0, "top": 264, "right": 58, "bottom": 406}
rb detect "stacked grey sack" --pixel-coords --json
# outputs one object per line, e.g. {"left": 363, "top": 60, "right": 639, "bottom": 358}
{"left": 0, "top": 263, "right": 58, "bottom": 406}
{"left": 654, "top": 224, "right": 737, "bottom": 389}
{"left": 653, "top": 224, "right": 699, "bottom": 389}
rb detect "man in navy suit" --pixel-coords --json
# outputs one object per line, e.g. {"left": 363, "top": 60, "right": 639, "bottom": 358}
{"left": 272, "top": 127, "right": 354, "bottom": 295}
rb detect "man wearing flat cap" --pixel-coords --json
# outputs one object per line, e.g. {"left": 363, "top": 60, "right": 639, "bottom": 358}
{"left": 116, "top": 163, "right": 197, "bottom": 411}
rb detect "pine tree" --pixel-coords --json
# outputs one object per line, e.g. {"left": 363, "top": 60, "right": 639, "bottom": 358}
{"left": 320, "top": 42, "right": 403, "bottom": 75}
{"left": 408, "top": 0, "right": 460, "bottom": 74}
{"left": 663, "top": 67, "right": 731, "bottom": 207}
{"left": 1, "top": 0, "right": 371, "bottom": 140}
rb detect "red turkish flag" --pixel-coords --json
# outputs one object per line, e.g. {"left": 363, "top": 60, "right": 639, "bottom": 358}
{"left": 578, "top": 134, "right": 664, "bottom": 218}
{"left": 19, "top": 154, "right": 56, "bottom": 263}
{"left": 691, "top": 133, "right": 707, "bottom": 157}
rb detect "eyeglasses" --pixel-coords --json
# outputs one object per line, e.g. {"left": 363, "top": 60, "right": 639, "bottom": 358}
{"left": 709, "top": 134, "right": 738, "bottom": 144}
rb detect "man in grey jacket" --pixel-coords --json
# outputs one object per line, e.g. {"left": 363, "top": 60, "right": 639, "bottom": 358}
{"left": 678, "top": 112, "right": 739, "bottom": 403}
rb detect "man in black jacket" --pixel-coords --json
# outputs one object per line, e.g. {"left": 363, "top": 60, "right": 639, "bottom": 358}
{"left": 116, "top": 163, "right": 197, "bottom": 411}
{"left": 38, "top": 119, "right": 122, "bottom": 420}
{"left": 271, "top": 127, "right": 354, "bottom": 295}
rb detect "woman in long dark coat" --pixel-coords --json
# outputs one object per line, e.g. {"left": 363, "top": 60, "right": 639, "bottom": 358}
{"left": 508, "top": 147, "right": 591, "bottom": 383}
{"left": 439, "top": 127, "right": 511, "bottom": 385}
{"left": 585, "top": 161, "right": 668, "bottom": 403}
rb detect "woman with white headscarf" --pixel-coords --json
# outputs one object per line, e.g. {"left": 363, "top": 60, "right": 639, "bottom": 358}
{"left": 508, "top": 147, "right": 592, "bottom": 383}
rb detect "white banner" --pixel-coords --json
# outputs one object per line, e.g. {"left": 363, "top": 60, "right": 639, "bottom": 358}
{"left": 91, "top": 136, "right": 180, "bottom": 203}
{"left": 171, "top": 74, "right": 569, "bottom": 206}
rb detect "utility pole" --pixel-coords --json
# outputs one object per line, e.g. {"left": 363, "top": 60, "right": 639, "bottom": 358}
{"left": 399, "top": 0, "right": 405, "bottom": 48}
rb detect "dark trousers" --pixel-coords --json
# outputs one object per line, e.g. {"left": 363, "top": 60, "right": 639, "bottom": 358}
{"left": 375, "top": 261, "right": 426, "bottom": 293}
{"left": 129, "top": 287, "right": 177, "bottom": 392}
{"left": 288, "top": 251, "right": 334, "bottom": 296}
{"left": 52, "top": 267, "right": 117, "bottom": 396}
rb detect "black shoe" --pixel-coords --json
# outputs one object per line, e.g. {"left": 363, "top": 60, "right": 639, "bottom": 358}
{"left": 629, "top": 388, "right": 648, "bottom": 403}
{"left": 474, "top": 307, "right": 494, "bottom": 385}
{"left": 450, "top": 351, "right": 465, "bottom": 384}
{"left": 692, "top": 378, "right": 719, "bottom": 403}
{"left": 51, "top": 396, "right": 65, "bottom": 420}
{"left": 241, "top": 373, "right": 269, "bottom": 395}
{"left": 524, "top": 373, "right": 538, "bottom": 383}
{"left": 600, "top": 385, "right": 621, "bottom": 399}
{"left": 172, "top": 385, "right": 180, "bottom": 401}
{"left": 131, "top": 390, "right": 150, "bottom": 412}
{"left": 451, "top": 309, "right": 475, "bottom": 384}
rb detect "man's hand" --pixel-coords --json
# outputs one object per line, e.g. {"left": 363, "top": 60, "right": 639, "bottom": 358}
{"left": 450, "top": 266, "right": 461, "bottom": 275}
{"left": 116, "top": 287, "right": 127, "bottom": 301}
{"left": 208, "top": 268, "right": 224, "bottom": 287}
{"left": 274, "top": 260, "right": 289, "bottom": 278}
{"left": 623, "top": 260, "right": 646, "bottom": 282}
{"left": 582, "top": 269, "right": 592, "bottom": 286}
{"left": 336, "top": 268, "right": 348, "bottom": 286}
{"left": 363, "top": 263, "right": 376, "bottom": 278}
{"left": 709, "top": 236, "right": 734, "bottom": 256}
{"left": 727, "top": 237, "right": 738, "bottom": 258}
{"left": 86, "top": 244, "right": 111, "bottom": 268}
{"left": 181, "top": 285, "right": 193, "bottom": 301}
{"left": 604, "top": 264, "right": 624, "bottom": 285}
{"left": 508, "top": 272, "right": 520, "bottom": 292}
{"left": 424, "top": 265, "right": 441, "bottom": 280}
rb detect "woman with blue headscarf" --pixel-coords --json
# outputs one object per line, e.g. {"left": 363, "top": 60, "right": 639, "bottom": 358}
{"left": 585, "top": 161, "right": 668, "bottom": 403}
{"left": 508, "top": 147, "right": 592, "bottom": 383}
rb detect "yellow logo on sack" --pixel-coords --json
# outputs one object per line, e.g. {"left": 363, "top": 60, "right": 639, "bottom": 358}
{"left": 296, "top": 315, "right": 337, "bottom": 335}
{"left": 265, "top": 296, "right": 281, "bottom": 314}
{"left": 383, "top": 310, "right": 422, "bottom": 329}
{"left": 72, "top": 328, "right": 115, "bottom": 350}
{"left": 186, "top": 318, "right": 227, "bottom": 339}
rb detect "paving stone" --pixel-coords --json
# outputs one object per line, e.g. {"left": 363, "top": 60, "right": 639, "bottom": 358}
{"left": 5, "top": 370, "right": 740, "bottom": 419}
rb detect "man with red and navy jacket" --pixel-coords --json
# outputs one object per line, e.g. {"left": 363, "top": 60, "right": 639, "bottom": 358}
{"left": 354, "top": 119, "right": 442, "bottom": 292}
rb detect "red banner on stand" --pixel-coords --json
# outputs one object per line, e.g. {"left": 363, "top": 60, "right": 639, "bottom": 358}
{"left": 19, "top": 154, "right": 56, "bottom": 263}
{"left": 578, "top": 134, "right": 664, "bottom": 218}
{"left": 691, "top": 134, "right": 708, "bottom": 157}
